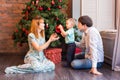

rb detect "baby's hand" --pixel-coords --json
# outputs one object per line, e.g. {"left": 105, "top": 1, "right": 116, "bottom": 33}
{"left": 58, "top": 24, "right": 63, "bottom": 29}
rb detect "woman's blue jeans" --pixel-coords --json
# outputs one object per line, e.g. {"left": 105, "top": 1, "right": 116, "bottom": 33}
{"left": 71, "top": 52, "right": 103, "bottom": 69}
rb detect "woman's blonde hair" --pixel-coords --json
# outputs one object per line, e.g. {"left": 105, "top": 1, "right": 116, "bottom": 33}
{"left": 30, "top": 16, "right": 45, "bottom": 38}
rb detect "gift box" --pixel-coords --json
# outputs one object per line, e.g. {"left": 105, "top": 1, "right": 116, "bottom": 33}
{"left": 75, "top": 48, "right": 82, "bottom": 54}
{"left": 44, "top": 48, "right": 62, "bottom": 64}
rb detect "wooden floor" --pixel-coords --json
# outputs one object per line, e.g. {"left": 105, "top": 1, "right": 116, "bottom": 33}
{"left": 0, "top": 55, "right": 120, "bottom": 80}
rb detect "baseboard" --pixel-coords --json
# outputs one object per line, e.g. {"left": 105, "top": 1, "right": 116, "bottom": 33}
{"left": 104, "top": 55, "right": 112, "bottom": 65}
{"left": 0, "top": 53, "right": 25, "bottom": 56}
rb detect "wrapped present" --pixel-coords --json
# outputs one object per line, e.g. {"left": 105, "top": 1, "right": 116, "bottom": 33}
{"left": 44, "top": 48, "right": 62, "bottom": 64}
{"left": 75, "top": 48, "right": 82, "bottom": 54}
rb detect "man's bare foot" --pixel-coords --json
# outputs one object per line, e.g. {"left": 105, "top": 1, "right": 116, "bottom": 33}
{"left": 89, "top": 68, "right": 103, "bottom": 75}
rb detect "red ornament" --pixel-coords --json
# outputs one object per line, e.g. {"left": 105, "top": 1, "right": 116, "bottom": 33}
{"left": 51, "top": 0, "right": 55, "bottom": 5}
{"left": 25, "top": 30, "right": 29, "bottom": 35}
{"left": 25, "top": 16, "right": 28, "bottom": 20}
{"left": 15, "top": 29, "right": 18, "bottom": 33}
{"left": 59, "top": 0, "right": 62, "bottom": 2}
{"left": 58, "top": 5, "right": 62, "bottom": 9}
{"left": 32, "top": 1, "right": 34, "bottom": 5}
{"left": 27, "top": 6, "right": 30, "bottom": 10}
{"left": 56, "top": 17, "right": 59, "bottom": 21}
{"left": 19, "top": 43, "right": 23, "bottom": 47}
{"left": 48, "top": 7, "right": 51, "bottom": 11}
{"left": 36, "top": 0, "right": 39, "bottom": 5}
{"left": 39, "top": 6, "right": 43, "bottom": 11}
{"left": 22, "top": 28, "right": 26, "bottom": 32}
{"left": 46, "top": 23, "right": 49, "bottom": 29}
{"left": 55, "top": 25, "right": 61, "bottom": 33}
{"left": 25, "top": 11, "right": 29, "bottom": 15}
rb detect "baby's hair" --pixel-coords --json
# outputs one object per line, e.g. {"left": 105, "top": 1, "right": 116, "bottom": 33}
{"left": 67, "top": 18, "right": 76, "bottom": 27}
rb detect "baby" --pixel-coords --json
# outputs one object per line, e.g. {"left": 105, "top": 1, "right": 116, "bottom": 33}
{"left": 58, "top": 18, "right": 76, "bottom": 67}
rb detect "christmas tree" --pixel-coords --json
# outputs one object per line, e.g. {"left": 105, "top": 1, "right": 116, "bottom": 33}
{"left": 12, "top": 0, "right": 81, "bottom": 47}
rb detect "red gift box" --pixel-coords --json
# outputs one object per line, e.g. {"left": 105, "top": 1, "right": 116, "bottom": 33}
{"left": 75, "top": 48, "right": 82, "bottom": 54}
{"left": 44, "top": 48, "right": 62, "bottom": 64}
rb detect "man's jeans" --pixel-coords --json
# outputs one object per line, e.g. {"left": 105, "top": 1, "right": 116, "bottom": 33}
{"left": 71, "top": 52, "right": 103, "bottom": 69}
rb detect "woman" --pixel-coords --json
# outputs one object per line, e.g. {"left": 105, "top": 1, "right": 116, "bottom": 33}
{"left": 5, "top": 16, "right": 59, "bottom": 74}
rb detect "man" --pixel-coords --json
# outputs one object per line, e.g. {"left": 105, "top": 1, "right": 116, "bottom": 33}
{"left": 71, "top": 15, "right": 104, "bottom": 75}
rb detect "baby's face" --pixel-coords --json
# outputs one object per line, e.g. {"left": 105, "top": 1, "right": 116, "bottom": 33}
{"left": 66, "top": 20, "right": 72, "bottom": 29}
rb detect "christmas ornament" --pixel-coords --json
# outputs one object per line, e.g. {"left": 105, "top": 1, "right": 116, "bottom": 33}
{"left": 51, "top": 0, "right": 55, "bottom": 5}
{"left": 22, "top": 28, "right": 26, "bottom": 32}
{"left": 59, "top": 0, "right": 62, "bottom": 2}
{"left": 19, "top": 43, "right": 23, "bottom": 47}
{"left": 32, "top": 1, "right": 34, "bottom": 5}
{"left": 56, "top": 17, "right": 59, "bottom": 21}
{"left": 58, "top": 5, "right": 62, "bottom": 9}
{"left": 27, "top": 6, "right": 31, "bottom": 10}
{"left": 55, "top": 25, "right": 61, "bottom": 33}
{"left": 25, "top": 16, "right": 28, "bottom": 20}
{"left": 25, "top": 11, "right": 29, "bottom": 15}
{"left": 46, "top": 23, "right": 49, "bottom": 29}
{"left": 36, "top": 0, "right": 39, "bottom": 6}
{"left": 25, "top": 30, "right": 29, "bottom": 35}
{"left": 15, "top": 29, "right": 18, "bottom": 32}
{"left": 39, "top": 6, "right": 43, "bottom": 11}
{"left": 47, "top": 7, "right": 51, "bottom": 11}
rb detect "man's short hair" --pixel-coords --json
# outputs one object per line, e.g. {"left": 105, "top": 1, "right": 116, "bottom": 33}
{"left": 78, "top": 15, "right": 93, "bottom": 27}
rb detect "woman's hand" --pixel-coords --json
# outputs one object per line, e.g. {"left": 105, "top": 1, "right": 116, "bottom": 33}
{"left": 49, "top": 33, "right": 59, "bottom": 42}
{"left": 31, "top": 33, "right": 59, "bottom": 52}
{"left": 89, "top": 68, "right": 103, "bottom": 75}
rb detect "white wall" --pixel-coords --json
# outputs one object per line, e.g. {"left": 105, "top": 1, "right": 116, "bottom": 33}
{"left": 81, "top": 0, "right": 97, "bottom": 27}
{"left": 97, "top": 0, "right": 115, "bottom": 31}
{"left": 72, "top": 0, "right": 80, "bottom": 23}
{"left": 72, "top": 0, "right": 115, "bottom": 31}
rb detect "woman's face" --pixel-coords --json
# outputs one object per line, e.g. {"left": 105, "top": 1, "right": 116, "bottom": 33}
{"left": 38, "top": 19, "right": 45, "bottom": 30}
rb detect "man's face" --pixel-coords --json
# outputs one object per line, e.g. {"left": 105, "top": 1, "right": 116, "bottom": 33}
{"left": 78, "top": 22, "right": 84, "bottom": 32}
